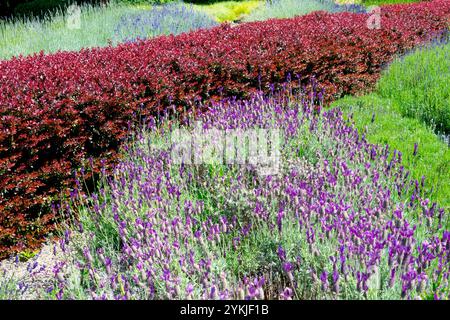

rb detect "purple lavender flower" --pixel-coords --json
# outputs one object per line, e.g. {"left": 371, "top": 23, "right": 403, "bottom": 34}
{"left": 279, "top": 287, "right": 294, "bottom": 300}
{"left": 277, "top": 245, "right": 287, "bottom": 262}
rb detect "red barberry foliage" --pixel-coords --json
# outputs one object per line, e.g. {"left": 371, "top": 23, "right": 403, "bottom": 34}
{"left": 1, "top": 0, "right": 449, "bottom": 258}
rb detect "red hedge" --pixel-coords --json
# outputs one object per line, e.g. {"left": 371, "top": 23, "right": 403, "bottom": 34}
{"left": 1, "top": 0, "right": 450, "bottom": 258}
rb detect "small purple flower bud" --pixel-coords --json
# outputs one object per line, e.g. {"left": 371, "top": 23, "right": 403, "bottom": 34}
{"left": 277, "top": 245, "right": 286, "bottom": 261}
{"left": 413, "top": 143, "right": 418, "bottom": 156}
{"left": 320, "top": 271, "right": 329, "bottom": 292}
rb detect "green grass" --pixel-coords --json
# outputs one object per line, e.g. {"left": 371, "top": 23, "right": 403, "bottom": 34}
{"left": 332, "top": 94, "right": 450, "bottom": 209}
{"left": 0, "top": 273, "right": 21, "bottom": 300}
{"left": 377, "top": 42, "right": 450, "bottom": 135}
{"left": 243, "top": 0, "right": 338, "bottom": 22}
{"left": 194, "top": 0, "right": 260, "bottom": 22}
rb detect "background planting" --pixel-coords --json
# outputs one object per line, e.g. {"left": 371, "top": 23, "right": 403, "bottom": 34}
{"left": 192, "top": 0, "right": 260, "bottom": 23}
{"left": 360, "top": 0, "right": 422, "bottom": 5}
{"left": 48, "top": 89, "right": 450, "bottom": 300}
{"left": 0, "top": 1, "right": 173, "bottom": 19}
{"left": 334, "top": 94, "right": 450, "bottom": 209}
{"left": 112, "top": 2, "right": 218, "bottom": 43}
{"left": 1, "top": 0, "right": 449, "bottom": 259}
{"left": 244, "top": 0, "right": 366, "bottom": 22}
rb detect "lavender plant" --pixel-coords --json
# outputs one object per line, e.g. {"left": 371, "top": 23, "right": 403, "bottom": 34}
{"left": 0, "top": 251, "right": 55, "bottom": 300}
{"left": 0, "top": 270, "right": 22, "bottom": 300}
{"left": 243, "top": 0, "right": 366, "bottom": 22}
{"left": 112, "top": 2, "right": 218, "bottom": 44}
{"left": 47, "top": 86, "right": 449, "bottom": 300}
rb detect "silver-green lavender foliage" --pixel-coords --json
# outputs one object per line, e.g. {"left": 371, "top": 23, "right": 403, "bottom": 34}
{"left": 0, "top": 1, "right": 217, "bottom": 60}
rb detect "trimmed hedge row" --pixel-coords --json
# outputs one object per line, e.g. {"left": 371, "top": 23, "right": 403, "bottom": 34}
{"left": 1, "top": 0, "right": 450, "bottom": 258}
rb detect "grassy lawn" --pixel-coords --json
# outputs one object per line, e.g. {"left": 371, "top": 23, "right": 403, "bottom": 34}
{"left": 333, "top": 95, "right": 450, "bottom": 210}
{"left": 194, "top": 0, "right": 261, "bottom": 22}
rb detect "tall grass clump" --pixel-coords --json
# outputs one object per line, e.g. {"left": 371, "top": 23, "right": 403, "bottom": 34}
{"left": 0, "top": 1, "right": 217, "bottom": 60}
{"left": 376, "top": 40, "right": 450, "bottom": 137}
{"left": 243, "top": 0, "right": 366, "bottom": 22}
{"left": 43, "top": 87, "right": 449, "bottom": 300}
{"left": 360, "top": 0, "right": 421, "bottom": 6}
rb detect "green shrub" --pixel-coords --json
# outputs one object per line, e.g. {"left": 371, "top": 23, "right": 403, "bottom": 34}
{"left": 377, "top": 41, "right": 450, "bottom": 135}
